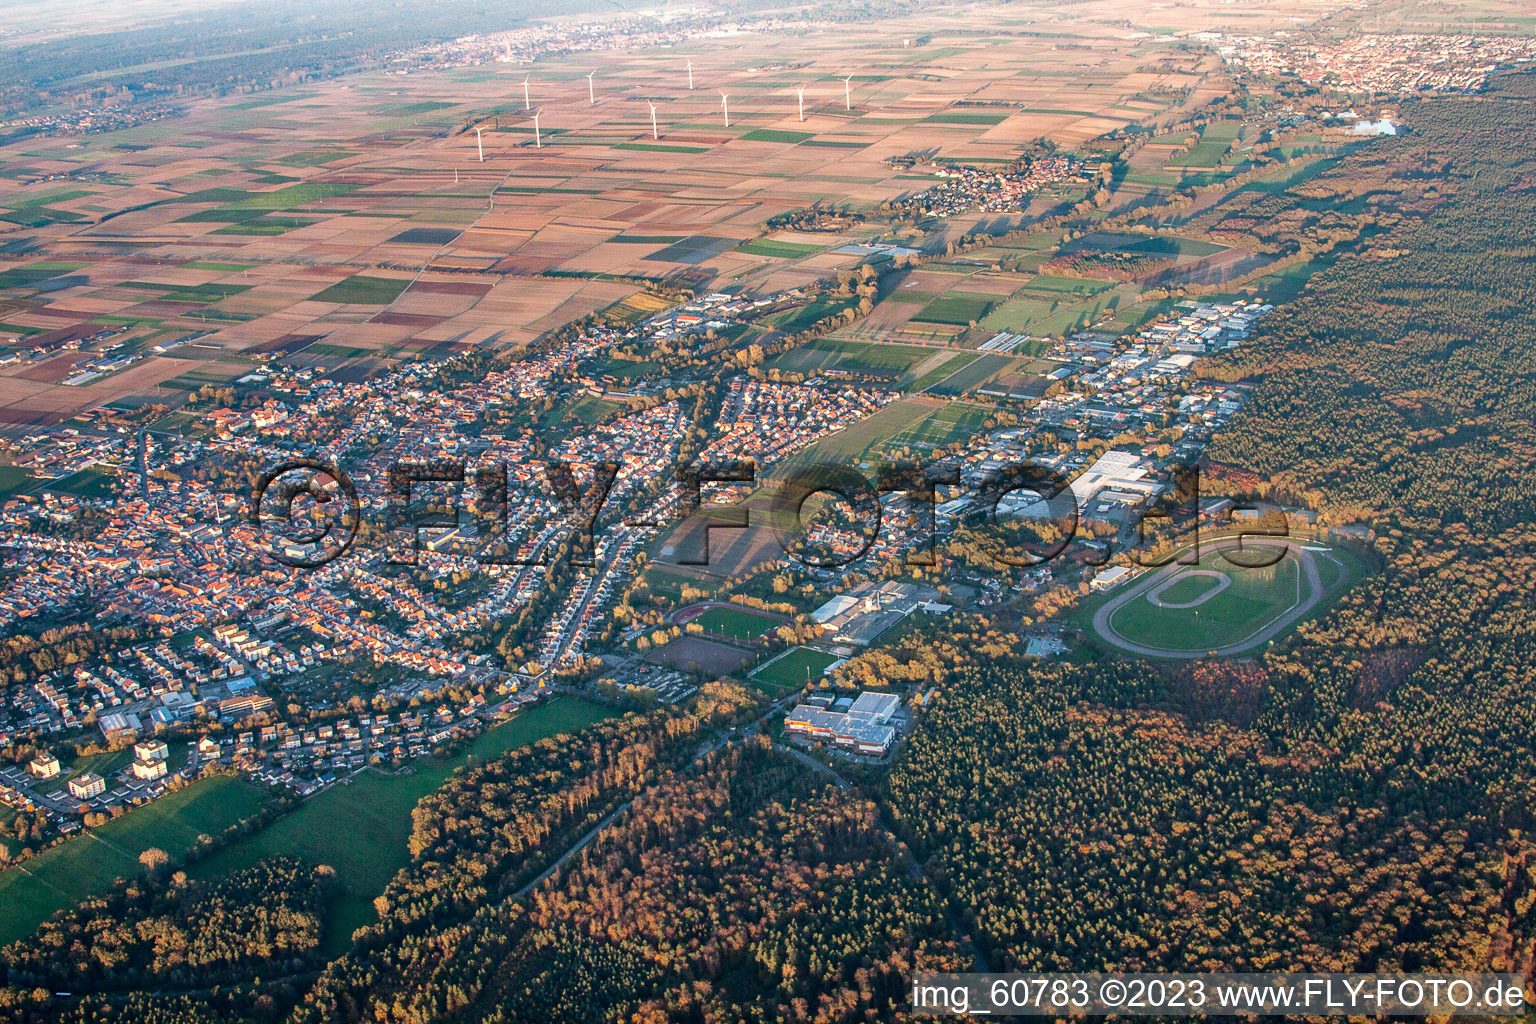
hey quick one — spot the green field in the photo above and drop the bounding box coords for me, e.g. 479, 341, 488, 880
181, 260, 255, 272
912, 292, 997, 326
1104, 557, 1299, 651
545, 394, 619, 428
753, 646, 839, 690
189, 696, 614, 954
45, 465, 121, 499
310, 275, 411, 305
766, 337, 934, 379
0, 775, 273, 946
0, 261, 88, 289
612, 142, 708, 154
0, 465, 36, 498
1023, 275, 1114, 295
740, 129, 815, 144
885, 402, 992, 450
691, 606, 782, 643
764, 297, 859, 333
925, 353, 1016, 396
923, 112, 1009, 125
736, 238, 823, 258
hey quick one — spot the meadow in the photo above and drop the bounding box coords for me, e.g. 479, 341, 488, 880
188, 696, 614, 954
0, 774, 273, 946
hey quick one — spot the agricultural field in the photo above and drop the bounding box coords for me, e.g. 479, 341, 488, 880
764, 337, 934, 380
0, 7, 1248, 428
912, 292, 997, 326
883, 401, 993, 451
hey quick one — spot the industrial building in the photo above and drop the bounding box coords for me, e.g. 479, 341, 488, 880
784, 690, 900, 755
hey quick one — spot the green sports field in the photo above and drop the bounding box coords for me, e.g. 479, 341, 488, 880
752, 646, 839, 689
692, 606, 782, 642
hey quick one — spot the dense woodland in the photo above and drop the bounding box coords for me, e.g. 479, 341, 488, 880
5, 65, 1536, 1024
299, 742, 965, 1024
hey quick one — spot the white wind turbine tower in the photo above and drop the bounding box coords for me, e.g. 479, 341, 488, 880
587, 70, 596, 104
533, 110, 542, 148
719, 90, 729, 128
687, 58, 694, 90
648, 100, 659, 140
797, 86, 805, 122
523, 76, 531, 111
474, 125, 484, 162
843, 75, 853, 111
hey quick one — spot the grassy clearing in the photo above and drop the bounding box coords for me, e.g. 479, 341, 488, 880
0, 775, 273, 946
188, 697, 615, 955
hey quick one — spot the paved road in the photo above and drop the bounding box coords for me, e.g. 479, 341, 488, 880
1092, 537, 1324, 659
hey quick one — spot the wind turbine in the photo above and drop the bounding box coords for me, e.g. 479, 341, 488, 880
533, 110, 542, 148
687, 58, 694, 90
474, 125, 484, 163
587, 70, 596, 105
797, 86, 805, 122
720, 90, 729, 128
843, 75, 853, 111
648, 100, 659, 140
523, 76, 531, 111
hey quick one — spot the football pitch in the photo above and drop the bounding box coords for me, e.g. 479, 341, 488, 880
691, 605, 783, 642
752, 646, 840, 689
